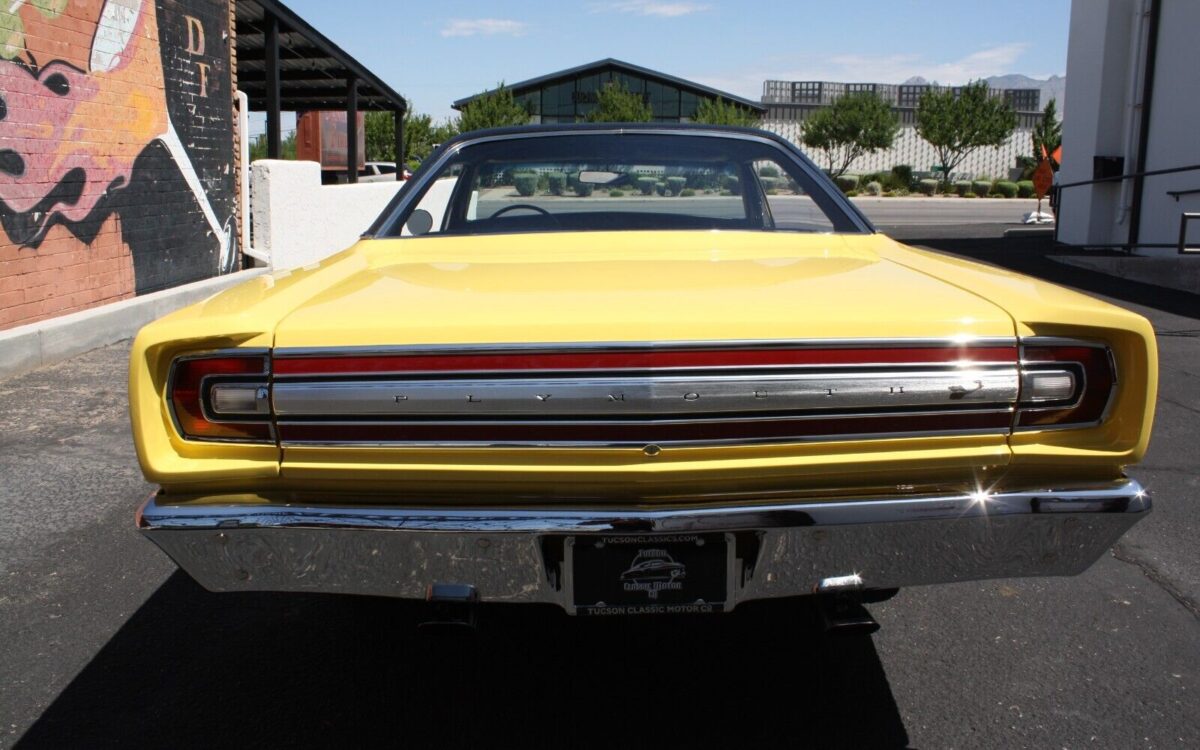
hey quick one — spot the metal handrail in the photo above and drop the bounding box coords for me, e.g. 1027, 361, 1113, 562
1055, 163, 1200, 190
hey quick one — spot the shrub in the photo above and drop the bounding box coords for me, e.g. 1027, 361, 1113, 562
758, 165, 780, 178
845, 190, 859, 197
834, 175, 859, 192
993, 181, 1018, 198
891, 164, 914, 188
666, 176, 687, 196
1016, 180, 1035, 198
971, 180, 991, 197
954, 180, 973, 197
609, 189, 625, 198
656, 181, 668, 196
547, 172, 567, 195
513, 172, 538, 197
917, 179, 939, 196
679, 188, 695, 197
720, 174, 741, 195
760, 176, 782, 193
573, 178, 594, 197
863, 180, 883, 196
636, 176, 657, 195
537, 173, 550, 191
962, 192, 977, 198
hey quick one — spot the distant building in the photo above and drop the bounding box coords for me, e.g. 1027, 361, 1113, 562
452, 58, 766, 124
1058, 0, 1199, 256
760, 81, 1045, 179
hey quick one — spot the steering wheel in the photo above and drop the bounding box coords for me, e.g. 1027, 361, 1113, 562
490, 203, 552, 218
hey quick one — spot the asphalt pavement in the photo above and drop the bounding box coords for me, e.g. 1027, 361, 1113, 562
0, 229, 1196, 749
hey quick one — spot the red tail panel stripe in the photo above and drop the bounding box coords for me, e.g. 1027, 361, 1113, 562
274, 346, 1018, 376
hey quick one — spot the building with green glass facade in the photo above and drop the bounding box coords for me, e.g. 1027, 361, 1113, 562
452, 58, 766, 124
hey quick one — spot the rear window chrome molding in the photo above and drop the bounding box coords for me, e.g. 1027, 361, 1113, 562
364, 127, 875, 239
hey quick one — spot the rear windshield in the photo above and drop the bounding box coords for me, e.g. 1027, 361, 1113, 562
375, 132, 863, 238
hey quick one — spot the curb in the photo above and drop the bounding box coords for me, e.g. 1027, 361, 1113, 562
0, 268, 268, 381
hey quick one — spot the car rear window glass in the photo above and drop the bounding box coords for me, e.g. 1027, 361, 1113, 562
378, 132, 861, 237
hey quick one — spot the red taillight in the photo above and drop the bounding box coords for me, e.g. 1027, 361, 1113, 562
1017, 344, 1116, 428
169, 354, 273, 442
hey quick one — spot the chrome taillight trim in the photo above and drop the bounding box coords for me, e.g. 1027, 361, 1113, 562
1015, 337, 1118, 431
273, 337, 1020, 358
166, 349, 275, 445
272, 368, 1020, 418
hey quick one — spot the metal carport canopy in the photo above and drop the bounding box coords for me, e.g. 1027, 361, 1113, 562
234, 0, 406, 180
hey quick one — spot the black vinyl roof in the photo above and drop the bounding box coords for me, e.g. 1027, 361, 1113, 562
235, 0, 405, 112
452, 58, 765, 113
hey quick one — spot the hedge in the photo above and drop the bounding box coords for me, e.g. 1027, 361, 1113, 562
513, 173, 538, 197
1016, 180, 1035, 198
666, 176, 687, 196
720, 175, 741, 195
971, 180, 992, 197
891, 165, 914, 189
954, 180, 973, 197
573, 179, 594, 197
637, 176, 657, 195
916, 179, 939, 196
834, 175, 859, 192
758, 165, 780, 178
547, 172, 567, 196
993, 181, 1019, 198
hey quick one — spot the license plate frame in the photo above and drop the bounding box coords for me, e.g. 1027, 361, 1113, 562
564, 533, 733, 616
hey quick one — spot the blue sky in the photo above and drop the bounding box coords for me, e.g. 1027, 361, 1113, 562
262, 0, 1070, 132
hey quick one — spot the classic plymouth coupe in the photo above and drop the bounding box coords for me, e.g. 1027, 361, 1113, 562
132, 125, 1155, 622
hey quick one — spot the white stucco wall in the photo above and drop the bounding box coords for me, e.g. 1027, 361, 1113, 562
1059, 0, 1200, 255
250, 160, 405, 270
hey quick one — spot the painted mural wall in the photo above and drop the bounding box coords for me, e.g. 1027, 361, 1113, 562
0, 0, 236, 330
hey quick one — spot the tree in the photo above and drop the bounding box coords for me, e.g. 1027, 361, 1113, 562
1031, 97, 1061, 170
585, 81, 652, 122
800, 92, 899, 177
916, 80, 1018, 186
693, 97, 760, 127
455, 83, 532, 133
365, 107, 458, 169
249, 130, 296, 161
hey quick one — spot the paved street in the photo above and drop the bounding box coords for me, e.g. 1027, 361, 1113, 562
853, 196, 1042, 226
1, 234, 1196, 748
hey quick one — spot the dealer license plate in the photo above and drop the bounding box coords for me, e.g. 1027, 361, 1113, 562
568, 533, 730, 615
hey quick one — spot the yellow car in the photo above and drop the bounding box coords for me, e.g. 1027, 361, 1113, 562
131, 125, 1155, 622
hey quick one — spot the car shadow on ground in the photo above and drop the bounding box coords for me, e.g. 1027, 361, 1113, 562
18, 572, 910, 749
893, 229, 1200, 321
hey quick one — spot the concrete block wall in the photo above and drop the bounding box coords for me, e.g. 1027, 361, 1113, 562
251, 160, 404, 270
764, 123, 1032, 180
0, 0, 238, 332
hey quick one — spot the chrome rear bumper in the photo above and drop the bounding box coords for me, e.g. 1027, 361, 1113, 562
137, 479, 1149, 612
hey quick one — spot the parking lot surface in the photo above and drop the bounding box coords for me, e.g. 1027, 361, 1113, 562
1, 233, 1196, 748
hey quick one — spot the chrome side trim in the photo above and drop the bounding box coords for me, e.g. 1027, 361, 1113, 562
273, 369, 1020, 417
138, 479, 1150, 610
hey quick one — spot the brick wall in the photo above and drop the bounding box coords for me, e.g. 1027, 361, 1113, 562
0, 0, 237, 331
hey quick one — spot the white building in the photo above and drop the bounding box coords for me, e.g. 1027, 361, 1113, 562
1058, 0, 1200, 256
